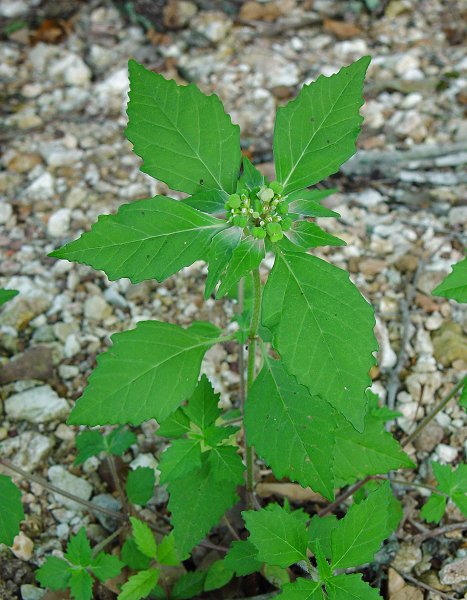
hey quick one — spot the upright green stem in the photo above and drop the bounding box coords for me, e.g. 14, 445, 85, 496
245, 268, 262, 506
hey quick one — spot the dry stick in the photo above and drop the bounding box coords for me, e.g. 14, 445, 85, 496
91, 526, 125, 557
317, 476, 372, 517
414, 520, 467, 543
223, 515, 241, 541
391, 566, 458, 600
0, 457, 125, 522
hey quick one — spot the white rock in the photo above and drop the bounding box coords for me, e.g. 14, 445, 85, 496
130, 453, 159, 481
20, 584, 46, 600
48, 465, 93, 511
448, 206, 467, 227
84, 295, 112, 320
59, 365, 79, 379
49, 53, 92, 87
24, 172, 55, 201
376, 318, 397, 369
0, 0, 28, 17
64, 333, 81, 358
356, 189, 384, 207
47, 208, 71, 238
425, 314, 443, 331
96, 68, 129, 96
5, 386, 69, 423
440, 557, 467, 585
11, 533, 34, 561
193, 12, 232, 43
395, 54, 420, 76
401, 93, 422, 109
0, 201, 13, 225
435, 444, 458, 463
0, 432, 53, 471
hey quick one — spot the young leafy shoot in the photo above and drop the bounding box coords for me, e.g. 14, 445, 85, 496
432, 251, 467, 303
421, 462, 467, 523
68, 321, 221, 426
36, 528, 123, 600
74, 426, 136, 465
0, 288, 19, 306
158, 376, 244, 556
261, 484, 395, 598
126, 60, 241, 195
274, 56, 371, 194
262, 250, 378, 430
0, 475, 24, 546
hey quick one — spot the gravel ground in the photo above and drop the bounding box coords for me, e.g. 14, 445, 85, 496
0, 0, 466, 598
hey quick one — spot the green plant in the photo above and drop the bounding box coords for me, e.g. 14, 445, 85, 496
36, 528, 123, 600
8, 56, 458, 598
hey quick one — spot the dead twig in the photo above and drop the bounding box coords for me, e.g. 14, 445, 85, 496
414, 521, 467, 543
392, 566, 458, 600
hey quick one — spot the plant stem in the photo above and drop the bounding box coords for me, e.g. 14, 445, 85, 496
0, 457, 125, 522
403, 378, 464, 447
318, 476, 371, 517
245, 268, 262, 507
107, 454, 130, 516
375, 475, 448, 496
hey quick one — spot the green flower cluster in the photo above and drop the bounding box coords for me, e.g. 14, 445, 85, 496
225, 181, 292, 243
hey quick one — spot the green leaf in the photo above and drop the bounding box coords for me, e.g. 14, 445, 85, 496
420, 494, 447, 524
65, 528, 93, 567
286, 189, 339, 218
237, 156, 265, 190
36, 556, 72, 591
171, 571, 206, 599
121, 537, 151, 571
274, 56, 370, 194
422, 462, 467, 521
0, 474, 24, 546
208, 445, 244, 482
184, 374, 221, 431
244, 356, 335, 499
157, 408, 191, 438
126, 467, 155, 506
286, 221, 345, 249
118, 568, 160, 600
315, 542, 332, 581
156, 533, 180, 566
168, 453, 241, 557
126, 60, 241, 195
204, 560, 234, 591
205, 228, 242, 298
432, 252, 467, 303
332, 411, 414, 486
69, 569, 93, 600
243, 504, 308, 568
262, 250, 377, 430
326, 574, 382, 600
223, 540, 263, 576
130, 517, 157, 559
308, 515, 338, 558
331, 482, 393, 570
105, 427, 137, 456
0, 289, 19, 306
90, 552, 124, 582
182, 189, 228, 214
50, 197, 226, 284
280, 579, 325, 600
68, 321, 221, 426
74, 430, 106, 465
159, 439, 202, 484
217, 237, 265, 298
